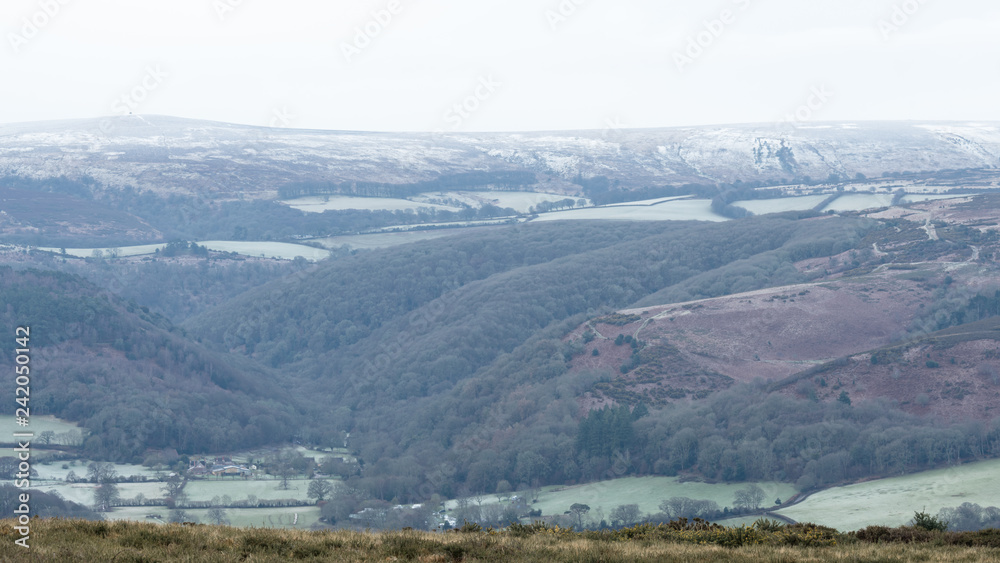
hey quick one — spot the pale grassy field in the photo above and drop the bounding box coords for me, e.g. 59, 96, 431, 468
315, 230, 465, 250
34, 241, 330, 261
182, 477, 326, 502
104, 505, 324, 529
411, 191, 583, 213
448, 476, 795, 522
33, 460, 160, 483
901, 194, 969, 204
2, 414, 81, 437
605, 196, 695, 207
196, 241, 331, 261
533, 200, 726, 222
36, 481, 166, 506
54, 476, 319, 506
731, 195, 830, 215
822, 193, 895, 213
776, 459, 1000, 530
281, 195, 461, 213
35, 243, 167, 257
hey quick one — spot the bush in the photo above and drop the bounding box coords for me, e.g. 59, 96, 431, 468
853, 525, 935, 544
454, 521, 483, 534
506, 521, 556, 537
767, 523, 839, 547
912, 510, 948, 532
853, 525, 892, 543
948, 529, 1000, 548
752, 518, 784, 533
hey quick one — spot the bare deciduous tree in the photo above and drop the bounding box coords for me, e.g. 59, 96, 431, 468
733, 484, 766, 512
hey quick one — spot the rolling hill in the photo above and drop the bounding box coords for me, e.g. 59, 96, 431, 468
2, 116, 999, 197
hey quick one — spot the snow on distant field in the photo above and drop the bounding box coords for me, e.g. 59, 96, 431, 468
316, 230, 465, 250
897, 185, 953, 194
411, 191, 583, 213
533, 199, 725, 222
38, 242, 330, 261
197, 241, 331, 261
36, 244, 167, 257
605, 195, 695, 207
280, 196, 462, 213
732, 195, 830, 215
822, 193, 894, 213
900, 194, 968, 204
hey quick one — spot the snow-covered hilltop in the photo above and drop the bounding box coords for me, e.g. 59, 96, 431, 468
1, 115, 999, 196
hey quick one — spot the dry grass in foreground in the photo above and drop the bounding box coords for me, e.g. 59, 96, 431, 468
4, 518, 1000, 562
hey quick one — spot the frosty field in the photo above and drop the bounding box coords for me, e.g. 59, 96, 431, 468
901, 194, 969, 204
32, 460, 159, 484
196, 241, 331, 261
533, 199, 726, 222
34, 481, 166, 507
36, 244, 168, 258
2, 414, 81, 437
775, 459, 1000, 530
182, 478, 327, 503
315, 229, 468, 250
526, 477, 794, 519
34, 241, 330, 261
605, 196, 695, 207
822, 193, 895, 213
104, 506, 324, 529
411, 191, 583, 213
731, 195, 830, 215
280, 195, 461, 213
447, 476, 795, 522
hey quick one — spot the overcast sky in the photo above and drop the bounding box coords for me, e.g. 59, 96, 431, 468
2, 0, 999, 132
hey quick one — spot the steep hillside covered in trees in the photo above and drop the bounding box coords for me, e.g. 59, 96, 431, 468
0, 268, 302, 460
185, 215, 881, 497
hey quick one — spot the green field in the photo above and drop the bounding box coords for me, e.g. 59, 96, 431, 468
776, 459, 1000, 530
